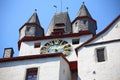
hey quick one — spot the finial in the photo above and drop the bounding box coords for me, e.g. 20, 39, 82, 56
66, 7, 69, 12
35, 9, 37, 12
53, 5, 57, 12
82, 2, 85, 5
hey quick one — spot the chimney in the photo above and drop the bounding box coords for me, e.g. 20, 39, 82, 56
3, 48, 14, 58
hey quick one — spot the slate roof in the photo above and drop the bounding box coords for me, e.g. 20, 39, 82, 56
27, 12, 41, 26
77, 2, 92, 18
46, 12, 71, 35
54, 12, 70, 24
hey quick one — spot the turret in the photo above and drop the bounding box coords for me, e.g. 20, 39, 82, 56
19, 12, 44, 40
46, 12, 72, 36
72, 2, 97, 34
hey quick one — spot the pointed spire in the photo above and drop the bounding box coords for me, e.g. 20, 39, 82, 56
77, 2, 92, 18
27, 10, 41, 26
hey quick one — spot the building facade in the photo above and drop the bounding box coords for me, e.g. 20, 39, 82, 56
0, 2, 120, 80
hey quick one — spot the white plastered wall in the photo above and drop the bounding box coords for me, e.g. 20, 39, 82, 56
19, 34, 92, 62
90, 18, 120, 43
78, 42, 120, 80
59, 56, 71, 80
0, 57, 60, 80
78, 18, 120, 80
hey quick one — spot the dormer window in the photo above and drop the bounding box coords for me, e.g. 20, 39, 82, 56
55, 23, 65, 28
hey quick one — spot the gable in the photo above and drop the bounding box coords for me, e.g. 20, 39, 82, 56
90, 17, 120, 44
75, 15, 120, 53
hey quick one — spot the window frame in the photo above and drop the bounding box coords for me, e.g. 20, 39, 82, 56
25, 68, 38, 80
95, 47, 107, 62
72, 39, 80, 45
34, 42, 41, 48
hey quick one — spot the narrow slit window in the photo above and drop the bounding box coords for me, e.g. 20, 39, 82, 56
75, 22, 78, 27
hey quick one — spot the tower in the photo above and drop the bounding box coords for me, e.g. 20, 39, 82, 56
18, 11, 44, 52
72, 2, 97, 34
3, 48, 14, 58
19, 12, 44, 40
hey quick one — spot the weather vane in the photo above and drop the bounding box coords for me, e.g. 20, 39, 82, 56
66, 7, 69, 12
53, 0, 64, 12
53, 5, 57, 13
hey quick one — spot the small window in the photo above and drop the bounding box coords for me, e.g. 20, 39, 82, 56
75, 22, 78, 27
96, 48, 105, 62
26, 26, 31, 31
26, 68, 38, 80
34, 42, 40, 48
83, 20, 87, 24
72, 39, 79, 44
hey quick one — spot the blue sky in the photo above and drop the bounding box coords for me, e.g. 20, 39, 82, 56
0, 0, 119, 58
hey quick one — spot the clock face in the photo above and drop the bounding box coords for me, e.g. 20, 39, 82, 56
40, 40, 71, 56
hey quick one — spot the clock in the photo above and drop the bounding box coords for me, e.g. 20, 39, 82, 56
3, 48, 14, 58
40, 40, 71, 56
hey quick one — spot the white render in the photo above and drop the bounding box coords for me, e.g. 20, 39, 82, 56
90, 18, 120, 43
78, 17, 120, 80
59, 57, 71, 80
0, 56, 70, 80
19, 34, 92, 62
78, 42, 120, 80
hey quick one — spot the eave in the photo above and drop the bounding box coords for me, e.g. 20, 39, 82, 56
19, 23, 44, 32
72, 16, 96, 24
0, 53, 78, 73
72, 16, 97, 30
0, 53, 62, 63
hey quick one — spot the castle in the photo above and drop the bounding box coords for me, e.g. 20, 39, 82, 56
0, 2, 120, 80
